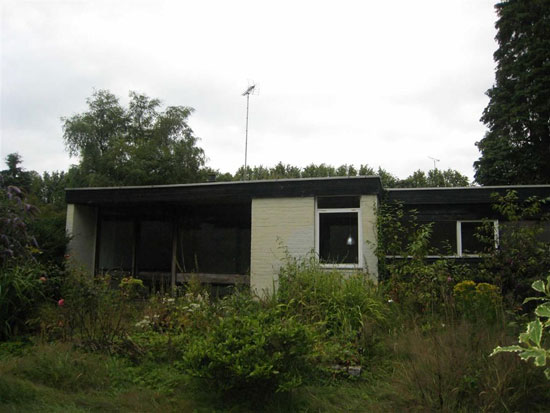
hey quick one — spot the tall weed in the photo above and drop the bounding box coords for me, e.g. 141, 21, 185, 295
40, 271, 140, 352
277, 255, 388, 365
387, 321, 550, 412
0, 262, 45, 339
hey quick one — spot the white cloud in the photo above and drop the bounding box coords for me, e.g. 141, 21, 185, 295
1, 0, 497, 181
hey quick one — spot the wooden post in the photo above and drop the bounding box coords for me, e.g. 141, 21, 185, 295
131, 219, 139, 278
171, 220, 178, 294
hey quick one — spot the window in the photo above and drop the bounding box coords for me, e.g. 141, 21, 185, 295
98, 218, 134, 272
137, 220, 173, 271
418, 221, 457, 256
316, 197, 361, 267
457, 220, 498, 256
385, 219, 499, 258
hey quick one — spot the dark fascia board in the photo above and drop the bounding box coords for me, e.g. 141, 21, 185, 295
386, 185, 550, 205
66, 176, 383, 206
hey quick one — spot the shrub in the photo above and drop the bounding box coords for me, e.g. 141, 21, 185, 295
181, 292, 318, 398
136, 289, 213, 334
0, 185, 38, 265
27, 203, 69, 267
479, 191, 550, 306
453, 280, 502, 323
0, 262, 45, 339
277, 255, 388, 365
129, 288, 215, 363
376, 201, 471, 317
42, 271, 139, 351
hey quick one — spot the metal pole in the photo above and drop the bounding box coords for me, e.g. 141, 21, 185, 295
243, 93, 250, 180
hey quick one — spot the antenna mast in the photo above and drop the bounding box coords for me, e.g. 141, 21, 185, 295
242, 83, 256, 180
428, 156, 440, 170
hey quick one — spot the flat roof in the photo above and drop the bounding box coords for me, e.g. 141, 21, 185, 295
386, 185, 550, 205
66, 176, 384, 206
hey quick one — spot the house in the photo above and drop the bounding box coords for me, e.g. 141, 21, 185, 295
65, 176, 550, 293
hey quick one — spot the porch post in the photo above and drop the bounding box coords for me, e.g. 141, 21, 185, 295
171, 219, 178, 293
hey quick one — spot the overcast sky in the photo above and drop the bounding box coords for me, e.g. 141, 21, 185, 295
1, 0, 498, 181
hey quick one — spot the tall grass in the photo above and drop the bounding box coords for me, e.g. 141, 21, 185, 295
276, 255, 389, 366
0, 262, 45, 339
384, 321, 550, 412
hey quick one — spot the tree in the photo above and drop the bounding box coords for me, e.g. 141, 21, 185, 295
230, 162, 469, 188
63, 90, 206, 186
399, 169, 470, 188
474, 0, 550, 185
0, 153, 34, 193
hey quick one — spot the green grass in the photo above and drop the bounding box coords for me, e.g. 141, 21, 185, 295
2, 328, 550, 413
3, 259, 550, 412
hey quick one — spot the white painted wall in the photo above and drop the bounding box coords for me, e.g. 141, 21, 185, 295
250, 195, 379, 295
250, 197, 315, 295
360, 194, 378, 281
66, 203, 97, 274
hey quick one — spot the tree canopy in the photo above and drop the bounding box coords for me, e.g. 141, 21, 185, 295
63, 90, 207, 187
474, 0, 550, 185
233, 162, 469, 188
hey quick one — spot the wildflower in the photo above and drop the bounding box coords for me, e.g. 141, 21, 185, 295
447, 276, 452, 283
39, 276, 47, 283
58, 298, 65, 307
387, 299, 393, 303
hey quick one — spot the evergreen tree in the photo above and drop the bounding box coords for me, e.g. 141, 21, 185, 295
474, 0, 550, 185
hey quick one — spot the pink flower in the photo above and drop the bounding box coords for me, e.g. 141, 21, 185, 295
58, 299, 65, 307
447, 276, 452, 283
39, 276, 47, 283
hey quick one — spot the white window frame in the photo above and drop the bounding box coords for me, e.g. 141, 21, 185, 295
456, 220, 499, 257
385, 219, 499, 259
315, 204, 363, 269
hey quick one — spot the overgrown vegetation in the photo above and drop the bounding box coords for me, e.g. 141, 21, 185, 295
2, 180, 550, 411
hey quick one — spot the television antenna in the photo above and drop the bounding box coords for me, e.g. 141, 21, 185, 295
242, 82, 258, 180
428, 156, 440, 170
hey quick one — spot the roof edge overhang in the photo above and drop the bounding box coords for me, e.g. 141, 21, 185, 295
386, 184, 550, 205
66, 176, 384, 206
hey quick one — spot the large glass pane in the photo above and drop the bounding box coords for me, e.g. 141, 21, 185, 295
319, 212, 358, 264
424, 221, 457, 255
318, 196, 360, 209
98, 219, 134, 271
138, 220, 172, 271
461, 221, 494, 255
178, 223, 250, 274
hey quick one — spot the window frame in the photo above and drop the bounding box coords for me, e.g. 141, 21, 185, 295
315, 203, 363, 269
456, 219, 499, 257
384, 219, 499, 259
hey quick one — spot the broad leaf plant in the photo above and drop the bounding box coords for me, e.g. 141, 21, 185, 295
492, 275, 550, 379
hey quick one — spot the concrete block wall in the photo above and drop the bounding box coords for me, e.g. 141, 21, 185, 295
250, 197, 315, 295
360, 195, 378, 281
66, 204, 97, 274
250, 195, 380, 295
